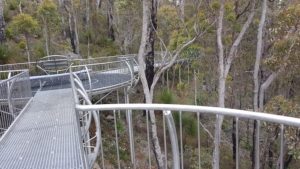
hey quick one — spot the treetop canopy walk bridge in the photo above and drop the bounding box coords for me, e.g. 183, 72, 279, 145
0, 55, 300, 169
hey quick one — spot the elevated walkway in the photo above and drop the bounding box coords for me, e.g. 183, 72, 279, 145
0, 89, 86, 169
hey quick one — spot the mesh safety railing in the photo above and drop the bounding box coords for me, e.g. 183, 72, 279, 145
70, 58, 137, 94
0, 70, 32, 138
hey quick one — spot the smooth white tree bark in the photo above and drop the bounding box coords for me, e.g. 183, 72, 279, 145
252, 1, 267, 168
213, 1, 256, 169
0, 0, 5, 43
138, 0, 200, 168
253, 0, 267, 112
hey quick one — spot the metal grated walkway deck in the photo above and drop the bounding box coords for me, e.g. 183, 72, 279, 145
0, 89, 86, 169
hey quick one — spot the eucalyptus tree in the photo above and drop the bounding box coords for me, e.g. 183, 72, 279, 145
9, 13, 38, 63
0, 0, 5, 43
251, 1, 300, 168
138, 0, 213, 168
64, 0, 80, 54
213, 0, 256, 168
37, 0, 60, 56
114, 1, 141, 54
107, 0, 115, 41
252, 1, 268, 168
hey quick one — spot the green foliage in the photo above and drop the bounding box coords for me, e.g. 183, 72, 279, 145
211, 1, 220, 10
158, 89, 174, 104
265, 95, 298, 117
226, 13, 235, 22
277, 4, 300, 32
9, 13, 38, 36
224, 35, 232, 46
116, 120, 125, 133
158, 5, 180, 36
0, 44, 10, 63
37, 0, 57, 15
37, 0, 60, 27
183, 115, 197, 137
18, 39, 26, 49
265, 96, 300, 159
172, 112, 197, 137
265, 37, 299, 71
115, 0, 139, 10
168, 30, 189, 50
224, 0, 235, 21
176, 82, 188, 94
181, 44, 202, 58
119, 148, 129, 161
8, 0, 20, 11
33, 42, 46, 58
265, 4, 300, 72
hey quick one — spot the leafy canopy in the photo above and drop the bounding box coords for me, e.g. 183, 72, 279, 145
9, 13, 38, 36
37, 0, 59, 21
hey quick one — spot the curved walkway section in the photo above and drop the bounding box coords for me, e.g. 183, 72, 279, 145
0, 89, 86, 169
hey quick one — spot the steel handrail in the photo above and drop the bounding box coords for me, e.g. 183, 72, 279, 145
75, 104, 300, 127
0, 70, 29, 85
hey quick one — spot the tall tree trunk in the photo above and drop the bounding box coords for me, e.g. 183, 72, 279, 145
58, 0, 67, 38
96, 0, 102, 10
24, 34, 31, 64
145, 0, 157, 88
213, 1, 225, 168
43, 18, 50, 56
64, 0, 80, 54
213, 1, 256, 168
252, 1, 267, 169
138, 0, 164, 168
107, 0, 115, 41
138, 0, 197, 167
179, 0, 185, 22
0, 0, 5, 43
253, 0, 267, 112
85, 0, 90, 58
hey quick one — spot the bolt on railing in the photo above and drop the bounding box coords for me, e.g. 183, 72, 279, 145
0, 70, 32, 138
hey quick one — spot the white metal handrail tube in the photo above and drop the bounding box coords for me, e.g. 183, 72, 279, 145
164, 110, 180, 169
75, 104, 300, 127
70, 72, 102, 169
7, 77, 16, 116
76, 88, 101, 168
84, 66, 92, 91
71, 59, 133, 69
75, 103, 300, 168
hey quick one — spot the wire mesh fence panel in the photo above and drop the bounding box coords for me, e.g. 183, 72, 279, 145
0, 70, 32, 138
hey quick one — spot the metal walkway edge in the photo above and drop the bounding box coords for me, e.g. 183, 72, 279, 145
0, 89, 86, 169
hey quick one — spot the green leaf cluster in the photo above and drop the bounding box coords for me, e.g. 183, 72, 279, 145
8, 13, 38, 36
37, 0, 60, 30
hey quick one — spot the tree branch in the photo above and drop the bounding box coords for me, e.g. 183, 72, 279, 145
259, 39, 296, 110
224, 1, 256, 77
149, 20, 217, 96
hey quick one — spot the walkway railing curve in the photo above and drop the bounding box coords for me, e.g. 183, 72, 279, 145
70, 58, 137, 94
0, 70, 32, 138
73, 103, 300, 169
70, 71, 102, 169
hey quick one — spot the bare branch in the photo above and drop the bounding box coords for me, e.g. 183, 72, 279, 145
199, 121, 214, 140
236, 0, 251, 20
224, 1, 256, 77
259, 39, 296, 110
149, 19, 217, 95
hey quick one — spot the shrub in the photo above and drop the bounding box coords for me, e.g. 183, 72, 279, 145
158, 89, 174, 104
